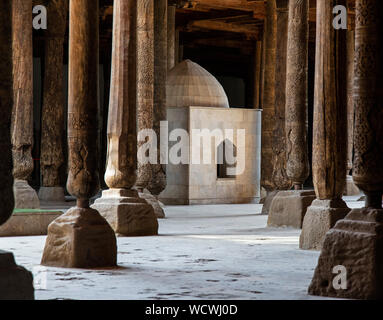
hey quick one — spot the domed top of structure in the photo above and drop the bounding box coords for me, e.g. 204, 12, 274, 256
167, 60, 230, 108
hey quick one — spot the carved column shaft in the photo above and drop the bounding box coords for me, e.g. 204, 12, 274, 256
104, 0, 137, 190
261, 0, 277, 191
346, 31, 355, 174
67, 0, 100, 207
167, 5, 176, 70
271, 4, 291, 190
312, 0, 347, 200
0, 0, 15, 225
136, 0, 154, 191
40, 0, 68, 189
353, 0, 383, 208
285, 0, 310, 190
12, 0, 34, 181
147, 0, 167, 196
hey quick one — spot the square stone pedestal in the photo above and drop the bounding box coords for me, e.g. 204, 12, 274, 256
308, 208, 383, 299
300, 199, 350, 250
267, 190, 316, 228
92, 189, 159, 236
0, 210, 63, 237
139, 190, 165, 219
0, 250, 34, 300
261, 190, 279, 215
41, 207, 117, 268
38, 187, 65, 202
13, 179, 40, 209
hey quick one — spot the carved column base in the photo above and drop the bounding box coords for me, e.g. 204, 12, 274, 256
41, 207, 117, 268
267, 190, 316, 228
0, 250, 34, 300
343, 175, 361, 196
300, 199, 350, 250
139, 190, 165, 219
92, 189, 159, 236
13, 179, 40, 209
309, 208, 383, 300
38, 187, 65, 202
260, 190, 279, 215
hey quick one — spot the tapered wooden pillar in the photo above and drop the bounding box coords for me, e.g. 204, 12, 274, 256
11, 0, 39, 209
344, 30, 360, 195
300, 0, 350, 250
42, 0, 117, 268
92, 0, 158, 236
261, 0, 277, 193
0, 0, 34, 299
39, 0, 68, 202
271, 3, 291, 190
309, 0, 383, 299
167, 4, 176, 70
267, 0, 315, 227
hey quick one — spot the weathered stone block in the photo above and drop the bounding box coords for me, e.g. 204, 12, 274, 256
309, 208, 383, 299
267, 190, 316, 228
139, 191, 165, 219
38, 187, 66, 202
0, 210, 63, 237
261, 190, 279, 215
92, 189, 159, 236
41, 207, 117, 268
343, 175, 361, 196
13, 179, 40, 209
300, 199, 350, 250
0, 251, 34, 300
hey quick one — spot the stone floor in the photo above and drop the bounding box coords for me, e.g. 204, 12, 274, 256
0, 196, 364, 300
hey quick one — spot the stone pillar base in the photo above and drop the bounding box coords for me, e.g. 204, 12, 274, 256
267, 190, 316, 228
0, 250, 34, 300
343, 175, 360, 196
13, 179, 40, 209
41, 206, 117, 268
261, 190, 279, 215
92, 189, 159, 236
309, 208, 383, 300
300, 199, 350, 250
139, 190, 165, 219
38, 186, 65, 202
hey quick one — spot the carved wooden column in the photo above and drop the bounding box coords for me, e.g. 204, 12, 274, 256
143, 0, 168, 218
39, 0, 68, 202
136, 0, 154, 192
167, 4, 176, 70
92, 0, 158, 236
267, 0, 315, 227
11, 0, 39, 209
41, 0, 117, 268
271, 2, 291, 191
260, 0, 278, 214
309, 0, 383, 299
0, 0, 34, 299
261, 0, 277, 194
344, 30, 360, 195
300, 0, 350, 250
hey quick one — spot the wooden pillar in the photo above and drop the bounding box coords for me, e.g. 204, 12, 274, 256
344, 30, 360, 195
285, 0, 310, 190
266, 0, 315, 226
309, 0, 383, 299
42, 0, 117, 268
39, 0, 68, 202
253, 41, 262, 109
136, 0, 154, 191
300, 0, 350, 250
0, 0, 34, 300
11, 0, 40, 209
92, 0, 158, 236
167, 4, 176, 70
261, 0, 277, 194
271, 2, 291, 190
